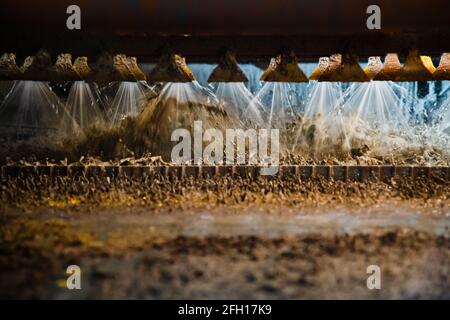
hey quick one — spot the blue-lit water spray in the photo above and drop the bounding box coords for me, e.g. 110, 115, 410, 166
337, 81, 420, 154
291, 81, 343, 154
249, 82, 307, 129
107, 81, 156, 123
63, 81, 105, 133
135, 80, 238, 161
0, 62, 449, 163
215, 82, 265, 127
427, 93, 450, 154
0, 81, 77, 139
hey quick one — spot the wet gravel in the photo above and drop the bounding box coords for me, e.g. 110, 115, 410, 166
0, 176, 449, 299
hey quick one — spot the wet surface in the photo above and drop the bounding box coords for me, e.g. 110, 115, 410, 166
1, 174, 448, 299
14, 203, 450, 238
178, 210, 450, 238
1, 203, 449, 299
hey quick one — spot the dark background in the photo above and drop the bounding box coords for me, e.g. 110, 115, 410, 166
0, 0, 449, 61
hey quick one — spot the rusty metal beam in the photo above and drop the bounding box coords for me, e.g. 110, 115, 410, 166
1, 32, 450, 63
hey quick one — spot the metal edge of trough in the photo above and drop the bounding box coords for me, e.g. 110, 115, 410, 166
1, 165, 449, 182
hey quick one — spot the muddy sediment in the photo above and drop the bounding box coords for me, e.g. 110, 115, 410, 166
1, 169, 449, 299
0, 211, 449, 299
1, 175, 449, 210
